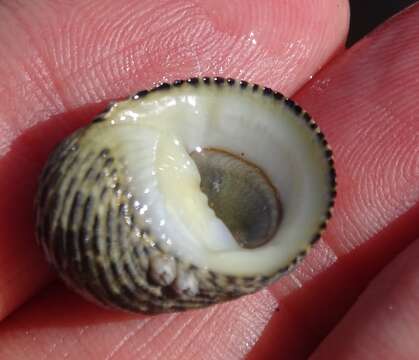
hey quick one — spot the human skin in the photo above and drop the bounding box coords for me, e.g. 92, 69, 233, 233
0, 1, 417, 359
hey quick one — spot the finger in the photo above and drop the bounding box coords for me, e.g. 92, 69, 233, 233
311, 237, 419, 359
0, 283, 277, 360
249, 4, 419, 359
0, 0, 349, 320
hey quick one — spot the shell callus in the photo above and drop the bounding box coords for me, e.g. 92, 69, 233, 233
35, 77, 336, 313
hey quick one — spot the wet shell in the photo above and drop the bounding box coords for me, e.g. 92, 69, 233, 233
35, 77, 336, 313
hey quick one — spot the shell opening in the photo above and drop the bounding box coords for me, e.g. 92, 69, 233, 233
190, 148, 282, 249
69, 80, 334, 277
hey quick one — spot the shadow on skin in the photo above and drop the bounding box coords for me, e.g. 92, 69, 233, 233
0, 102, 109, 250
0, 100, 116, 318
249, 202, 419, 359
5, 281, 148, 329
0, 100, 160, 329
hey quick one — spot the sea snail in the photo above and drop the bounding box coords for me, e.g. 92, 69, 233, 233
35, 77, 336, 313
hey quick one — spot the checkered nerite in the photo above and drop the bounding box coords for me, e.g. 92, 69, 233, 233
35, 78, 336, 313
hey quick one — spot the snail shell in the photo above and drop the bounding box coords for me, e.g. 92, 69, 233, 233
35, 77, 336, 313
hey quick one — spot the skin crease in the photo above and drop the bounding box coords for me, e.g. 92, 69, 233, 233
0, 1, 418, 360
311, 238, 419, 360
0, 0, 349, 318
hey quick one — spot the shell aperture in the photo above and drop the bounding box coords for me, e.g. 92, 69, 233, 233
190, 149, 281, 249
35, 77, 336, 313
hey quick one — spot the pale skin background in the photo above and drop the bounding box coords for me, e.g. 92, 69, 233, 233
0, 1, 418, 359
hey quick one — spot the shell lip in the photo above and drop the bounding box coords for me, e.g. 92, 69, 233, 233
115, 76, 337, 273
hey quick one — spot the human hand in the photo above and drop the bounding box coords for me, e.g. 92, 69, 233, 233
0, 1, 417, 359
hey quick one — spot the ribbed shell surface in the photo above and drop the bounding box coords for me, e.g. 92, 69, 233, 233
35, 77, 336, 313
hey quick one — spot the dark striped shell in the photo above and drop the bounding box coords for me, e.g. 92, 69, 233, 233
35, 77, 336, 313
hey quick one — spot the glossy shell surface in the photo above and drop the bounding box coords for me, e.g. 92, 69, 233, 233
35, 77, 336, 313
